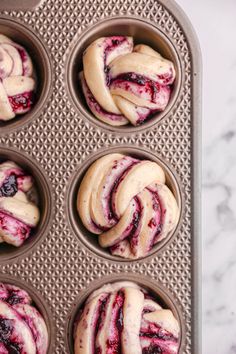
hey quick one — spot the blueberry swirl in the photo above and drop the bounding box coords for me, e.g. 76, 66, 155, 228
80, 37, 175, 126
0, 161, 40, 247
77, 154, 179, 259
0, 34, 35, 122
0, 283, 48, 354
74, 282, 180, 354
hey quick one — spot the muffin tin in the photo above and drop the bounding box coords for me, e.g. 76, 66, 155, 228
66, 145, 183, 263
66, 16, 182, 134
66, 274, 186, 353
0, 0, 201, 353
0, 274, 55, 352
0, 16, 52, 135
0, 146, 53, 264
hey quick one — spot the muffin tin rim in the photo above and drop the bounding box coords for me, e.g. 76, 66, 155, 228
65, 144, 185, 264
65, 14, 184, 136
0, 273, 55, 353
0, 15, 53, 136
0, 144, 54, 264
65, 272, 186, 354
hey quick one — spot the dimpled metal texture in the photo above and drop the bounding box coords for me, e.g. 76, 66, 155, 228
0, 1, 193, 353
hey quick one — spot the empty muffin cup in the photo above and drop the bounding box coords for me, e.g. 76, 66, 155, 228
0, 16, 52, 135
66, 15, 182, 135
0, 274, 54, 353
66, 273, 185, 353
0, 146, 53, 264
66, 145, 183, 263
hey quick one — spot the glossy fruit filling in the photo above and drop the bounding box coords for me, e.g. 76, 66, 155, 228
0, 175, 18, 197
8, 91, 34, 114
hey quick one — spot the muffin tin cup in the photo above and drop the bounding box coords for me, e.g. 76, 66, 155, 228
66, 144, 184, 264
0, 145, 53, 264
0, 273, 55, 353
66, 273, 186, 353
65, 15, 183, 136
0, 16, 53, 136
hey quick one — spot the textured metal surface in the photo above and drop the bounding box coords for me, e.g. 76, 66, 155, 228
0, 274, 55, 352
0, 0, 201, 353
0, 0, 44, 11
66, 274, 186, 353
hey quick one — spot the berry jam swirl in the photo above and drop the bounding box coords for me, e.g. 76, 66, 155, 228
81, 36, 175, 126
77, 153, 179, 259
74, 282, 180, 354
0, 161, 40, 247
0, 282, 48, 354
0, 34, 35, 122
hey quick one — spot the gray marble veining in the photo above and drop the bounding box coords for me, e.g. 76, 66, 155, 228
176, 0, 236, 353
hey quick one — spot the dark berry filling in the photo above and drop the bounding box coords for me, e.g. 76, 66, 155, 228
7, 292, 24, 306
110, 161, 140, 219
140, 331, 175, 342
128, 196, 142, 248
103, 36, 128, 86
0, 318, 21, 354
8, 91, 34, 113
94, 295, 110, 354
142, 345, 163, 354
94, 291, 124, 354
111, 68, 174, 87
147, 188, 163, 246
112, 73, 149, 86
16, 47, 28, 76
0, 211, 31, 242
135, 109, 157, 126
111, 73, 162, 104
107, 291, 124, 354
0, 174, 18, 197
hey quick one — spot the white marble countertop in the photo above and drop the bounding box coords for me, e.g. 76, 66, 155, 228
175, 1, 236, 353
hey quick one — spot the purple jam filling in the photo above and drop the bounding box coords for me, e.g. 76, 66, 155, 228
8, 91, 34, 113
135, 109, 157, 126
94, 291, 124, 354
140, 331, 176, 342
7, 292, 24, 306
128, 196, 142, 246
16, 47, 28, 76
111, 69, 174, 87
103, 36, 129, 86
106, 291, 124, 354
147, 188, 163, 247
115, 291, 124, 333
0, 211, 31, 243
156, 67, 175, 86
0, 174, 18, 197
101, 157, 138, 224
110, 161, 140, 219
111, 72, 150, 86
94, 295, 110, 354
111, 74, 164, 104
142, 345, 163, 354
0, 318, 21, 354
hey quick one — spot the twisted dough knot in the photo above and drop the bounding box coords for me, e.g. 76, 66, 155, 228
80, 36, 175, 126
0, 161, 40, 247
77, 153, 179, 259
74, 281, 180, 354
0, 34, 35, 121
0, 283, 48, 354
